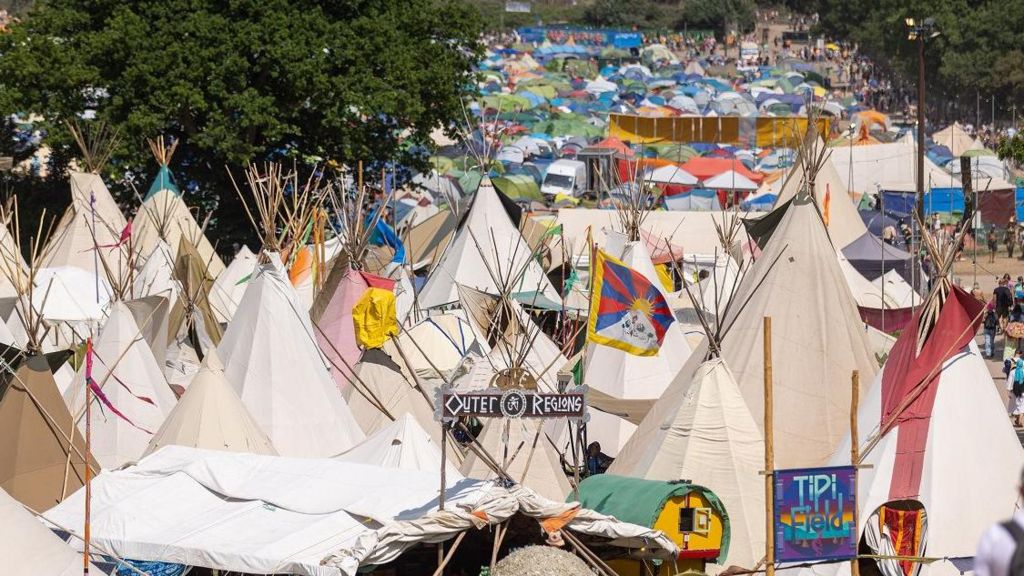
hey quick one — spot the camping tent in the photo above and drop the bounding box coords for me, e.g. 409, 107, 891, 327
344, 348, 441, 444
0, 486, 105, 575
144, 350, 276, 457
460, 418, 572, 502
608, 357, 765, 569
335, 413, 459, 478
133, 188, 226, 279
417, 179, 559, 308
0, 354, 96, 512
218, 262, 365, 457
771, 149, 868, 249
802, 287, 1023, 576
830, 135, 960, 195
715, 193, 878, 468
42, 171, 127, 275
208, 245, 258, 324
842, 231, 914, 283
64, 301, 177, 469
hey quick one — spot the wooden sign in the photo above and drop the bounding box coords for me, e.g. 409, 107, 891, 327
436, 386, 587, 422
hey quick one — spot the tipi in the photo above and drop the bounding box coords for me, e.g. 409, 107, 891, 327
345, 347, 440, 442
64, 301, 178, 469
217, 262, 365, 457
418, 178, 559, 308
145, 349, 276, 457
0, 486, 105, 575
335, 413, 459, 478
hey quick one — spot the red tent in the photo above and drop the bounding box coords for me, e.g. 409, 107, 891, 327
679, 157, 763, 183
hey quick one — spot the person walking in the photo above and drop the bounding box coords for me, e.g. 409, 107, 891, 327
1007, 219, 1018, 259
1008, 350, 1024, 428
975, 466, 1024, 576
985, 302, 999, 358
997, 278, 1015, 333
989, 225, 1000, 264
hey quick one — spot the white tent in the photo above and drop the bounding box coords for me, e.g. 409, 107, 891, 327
133, 188, 225, 279
144, 349, 276, 457
217, 262, 364, 457
609, 357, 765, 569
647, 165, 698, 185
383, 313, 481, 381
830, 135, 959, 195
872, 270, 921, 308
839, 255, 898, 310
42, 171, 127, 274
44, 445, 674, 576
132, 240, 179, 310
33, 266, 110, 322
344, 348, 441, 444
417, 179, 559, 308
460, 418, 572, 502
716, 194, 877, 468
772, 148, 869, 249
208, 245, 258, 324
702, 170, 759, 191
555, 209, 746, 257
0, 486, 105, 575
799, 289, 1023, 576
64, 301, 177, 469
336, 413, 458, 478
931, 122, 982, 157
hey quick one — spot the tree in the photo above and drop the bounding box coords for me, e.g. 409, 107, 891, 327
0, 0, 483, 251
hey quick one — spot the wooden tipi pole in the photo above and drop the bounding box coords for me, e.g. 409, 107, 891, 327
764, 316, 775, 576
851, 370, 861, 576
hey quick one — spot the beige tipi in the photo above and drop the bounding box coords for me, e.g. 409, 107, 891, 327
0, 486, 105, 575
345, 348, 440, 443
144, 349, 275, 457
0, 354, 98, 512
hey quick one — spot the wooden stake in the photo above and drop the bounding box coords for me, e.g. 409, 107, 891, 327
763, 316, 774, 576
432, 532, 466, 576
439, 424, 448, 512
851, 370, 861, 576
83, 338, 93, 576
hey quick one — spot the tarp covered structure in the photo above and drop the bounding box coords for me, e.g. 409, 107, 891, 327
44, 446, 675, 576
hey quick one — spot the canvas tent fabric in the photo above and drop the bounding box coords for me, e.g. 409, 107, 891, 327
460, 417, 572, 502
133, 188, 225, 279
931, 122, 983, 157
717, 193, 877, 468
343, 348, 441, 445
42, 171, 128, 275
771, 150, 868, 249
555, 209, 745, 258
417, 179, 559, 308
144, 349, 277, 457
208, 245, 258, 324
45, 446, 674, 576
133, 240, 179, 312
0, 354, 97, 512
335, 413, 460, 478
830, 136, 960, 195
217, 262, 365, 458
872, 270, 921, 308
312, 264, 386, 394
800, 288, 1023, 576
65, 301, 178, 469
0, 486, 106, 575
842, 231, 913, 282
124, 295, 171, 371
168, 236, 224, 349
608, 357, 764, 568
383, 314, 481, 381
405, 209, 456, 272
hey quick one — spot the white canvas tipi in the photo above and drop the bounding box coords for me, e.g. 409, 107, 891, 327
418, 179, 559, 308
609, 357, 765, 569
133, 188, 226, 279
64, 301, 178, 469
144, 349, 276, 457
208, 245, 258, 324
42, 171, 127, 274
721, 193, 877, 468
217, 262, 364, 457
335, 413, 459, 478
460, 417, 571, 502
0, 486, 106, 575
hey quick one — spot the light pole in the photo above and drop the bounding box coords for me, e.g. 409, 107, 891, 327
905, 17, 940, 223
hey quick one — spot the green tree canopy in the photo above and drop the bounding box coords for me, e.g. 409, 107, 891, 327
0, 0, 482, 249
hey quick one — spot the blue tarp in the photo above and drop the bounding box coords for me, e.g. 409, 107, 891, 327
1017, 188, 1024, 223
922, 187, 965, 215
880, 192, 916, 218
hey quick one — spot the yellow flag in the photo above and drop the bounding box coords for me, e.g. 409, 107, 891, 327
352, 287, 398, 349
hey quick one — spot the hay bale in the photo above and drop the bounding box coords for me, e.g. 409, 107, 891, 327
492, 545, 594, 576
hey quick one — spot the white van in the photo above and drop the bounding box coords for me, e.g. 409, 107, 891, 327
541, 159, 587, 197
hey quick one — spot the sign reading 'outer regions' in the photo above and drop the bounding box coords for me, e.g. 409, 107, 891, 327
436, 387, 588, 422
773, 465, 857, 563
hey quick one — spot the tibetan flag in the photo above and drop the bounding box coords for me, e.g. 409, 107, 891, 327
587, 249, 675, 356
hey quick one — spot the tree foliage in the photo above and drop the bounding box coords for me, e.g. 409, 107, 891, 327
814, 0, 1024, 118
997, 133, 1024, 166
0, 0, 482, 250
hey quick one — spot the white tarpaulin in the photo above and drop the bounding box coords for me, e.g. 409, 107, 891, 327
46, 446, 676, 576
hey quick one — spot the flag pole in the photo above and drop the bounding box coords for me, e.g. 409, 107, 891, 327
850, 370, 861, 576
83, 337, 93, 575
